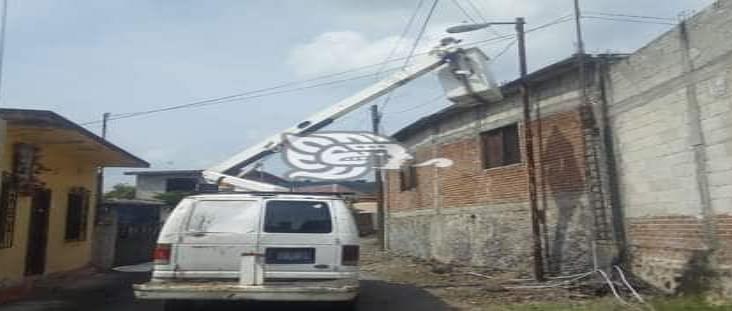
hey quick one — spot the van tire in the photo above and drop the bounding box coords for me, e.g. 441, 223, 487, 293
163, 300, 193, 311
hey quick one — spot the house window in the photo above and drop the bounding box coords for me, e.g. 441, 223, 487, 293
481, 124, 521, 169
65, 187, 90, 241
165, 178, 197, 192
399, 164, 418, 191
0, 173, 17, 249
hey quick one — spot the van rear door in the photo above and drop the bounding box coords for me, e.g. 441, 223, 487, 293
174, 199, 261, 278
258, 199, 338, 277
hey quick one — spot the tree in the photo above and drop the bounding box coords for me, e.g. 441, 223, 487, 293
104, 184, 136, 200
153, 191, 192, 206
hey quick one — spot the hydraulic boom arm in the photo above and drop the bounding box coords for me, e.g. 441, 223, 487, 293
203, 38, 499, 191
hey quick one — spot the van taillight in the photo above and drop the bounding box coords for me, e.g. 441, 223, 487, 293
342, 245, 359, 266
153, 244, 171, 265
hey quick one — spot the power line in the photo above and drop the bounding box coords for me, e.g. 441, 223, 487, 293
81, 12, 571, 126
0, 0, 8, 104
388, 93, 445, 114
376, 0, 425, 79
584, 10, 676, 21
582, 15, 677, 26
81, 35, 517, 126
383, 15, 572, 124
527, 14, 574, 33
89, 37, 492, 126
449, 0, 479, 24
383, 0, 439, 112
489, 39, 518, 63
463, 0, 504, 37
370, 0, 427, 128
403, 0, 440, 69
447, 0, 503, 37
82, 69, 397, 125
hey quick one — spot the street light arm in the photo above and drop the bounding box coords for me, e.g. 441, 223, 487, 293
446, 21, 521, 34
446, 23, 493, 33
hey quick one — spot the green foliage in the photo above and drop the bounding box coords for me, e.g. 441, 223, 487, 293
104, 183, 136, 200
153, 191, 192, 206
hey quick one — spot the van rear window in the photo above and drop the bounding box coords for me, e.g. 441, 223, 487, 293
187, 200, 259, 234
264, 200, 332, 234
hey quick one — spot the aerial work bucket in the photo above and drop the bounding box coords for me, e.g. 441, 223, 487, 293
438, 47, 503, 107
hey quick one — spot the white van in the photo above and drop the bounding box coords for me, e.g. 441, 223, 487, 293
133, 192, 360, 310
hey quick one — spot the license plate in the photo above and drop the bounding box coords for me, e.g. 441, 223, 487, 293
265, 248, 315, 264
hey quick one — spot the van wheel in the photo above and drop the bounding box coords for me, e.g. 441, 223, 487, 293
163, 300, 193, 311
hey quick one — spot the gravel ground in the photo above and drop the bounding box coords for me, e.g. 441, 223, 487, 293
0, 237, 685, 311
358, 237, 625, 310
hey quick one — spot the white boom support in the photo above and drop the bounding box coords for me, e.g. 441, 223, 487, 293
204, 39, 499, 191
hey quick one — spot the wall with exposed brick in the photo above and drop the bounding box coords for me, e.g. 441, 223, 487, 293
607, 0, 732, 297
386, 70, 596, 275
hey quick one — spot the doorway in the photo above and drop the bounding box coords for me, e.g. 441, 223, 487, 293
25, 189, 51, 276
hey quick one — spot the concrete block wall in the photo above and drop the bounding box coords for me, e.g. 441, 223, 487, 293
607, 0, 732, 297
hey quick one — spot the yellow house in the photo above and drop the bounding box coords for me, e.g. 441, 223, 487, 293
0, 109, 148, 301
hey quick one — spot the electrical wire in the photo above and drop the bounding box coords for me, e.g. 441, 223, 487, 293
448, 0, 503, 38
463, 0, 504, 37
503, 269, 647, 310
369, 0, 427, 129
81, 68, 398, 125
384, 39, 515, 121
527, 14, 574, 33
502, 270, 595, 289
375, 0, 426, 80
449, 0, 477, 23
596, 269, 630, 306
582, 15, 676, 26
80, 64, 408, 125
81, 36, 512, 127
613, 266, 651, 307
388, 93, 445, 114
403, 0, 440, 69
382, 0, 440, 113
584, 10, 676, 21
0, 0, 8, 103
489, 39, 517, 63
80, 12, 571, 127
382, 38, 518, 123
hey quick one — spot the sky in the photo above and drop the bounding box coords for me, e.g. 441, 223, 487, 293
0, 0, 715, 188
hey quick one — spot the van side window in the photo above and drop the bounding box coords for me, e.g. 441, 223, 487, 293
264, 201, 332, 234
187, 200, 259, 234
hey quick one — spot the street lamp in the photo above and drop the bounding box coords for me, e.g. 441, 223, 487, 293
446, 18, 545, 282
446, 21, 521, 34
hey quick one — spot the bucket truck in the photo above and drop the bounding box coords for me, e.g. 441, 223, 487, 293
134, 38, 503, 309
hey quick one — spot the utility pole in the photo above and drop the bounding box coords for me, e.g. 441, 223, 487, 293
573, 0, 608, 269
573, 0, 587, 104
0, 0, 9, 103
95, 112, 110, 222
516, 17, 544, 282
371, 105, 386, 251
101, 112, 110, 139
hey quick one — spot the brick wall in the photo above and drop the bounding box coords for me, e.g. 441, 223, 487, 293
386, 107, 593, 274
388, 110, 587, 209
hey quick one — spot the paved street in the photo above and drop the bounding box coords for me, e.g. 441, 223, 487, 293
0, 271, 450, 311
